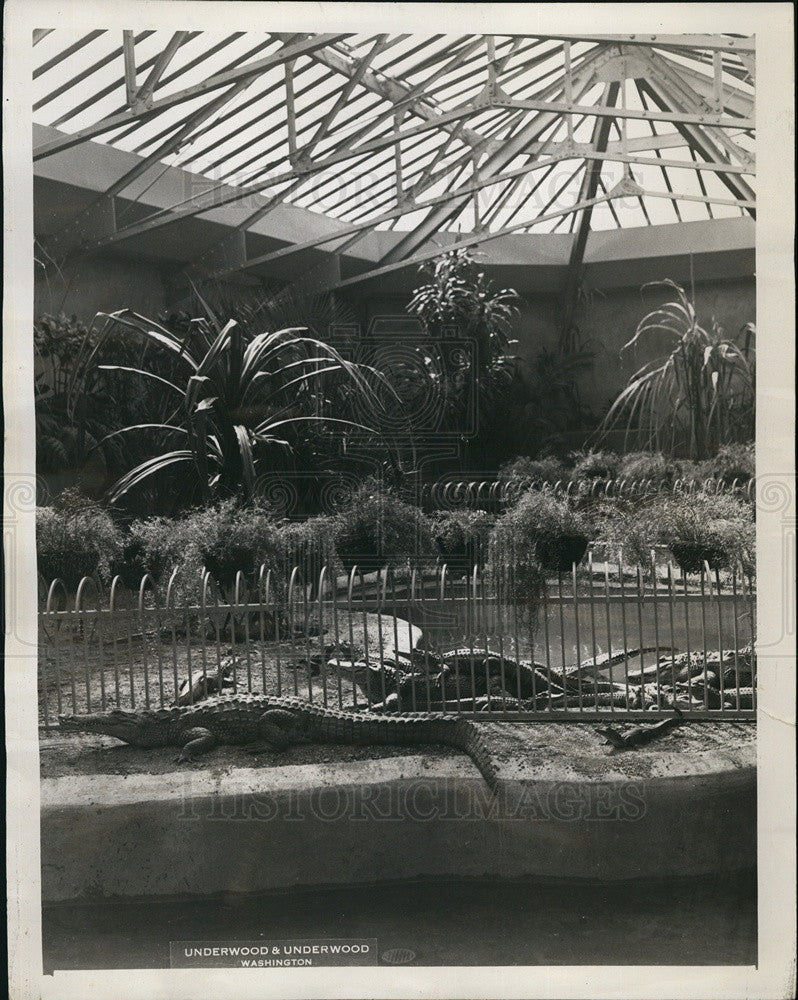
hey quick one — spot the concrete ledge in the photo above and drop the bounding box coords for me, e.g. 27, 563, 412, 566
40, 752, 755, 903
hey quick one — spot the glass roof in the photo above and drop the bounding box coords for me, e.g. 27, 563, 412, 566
33, 30, 755, 274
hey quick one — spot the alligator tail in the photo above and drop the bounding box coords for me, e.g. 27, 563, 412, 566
450, 718, 501, 794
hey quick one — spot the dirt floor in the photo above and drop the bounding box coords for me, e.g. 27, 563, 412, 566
39, 717, 756, 782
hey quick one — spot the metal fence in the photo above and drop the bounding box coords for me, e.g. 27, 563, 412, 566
39, 556, 756, 729
421, 476, 755, 513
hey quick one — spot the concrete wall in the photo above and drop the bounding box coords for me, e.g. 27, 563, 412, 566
347, 276, 756, 419
34, 252, 180, 323
567, 276, 756, 415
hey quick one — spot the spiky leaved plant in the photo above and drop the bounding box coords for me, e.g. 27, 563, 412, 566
600, 281, 754, 460
90, 306, 386, 507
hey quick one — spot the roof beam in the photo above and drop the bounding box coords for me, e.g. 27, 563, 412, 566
560, 81, 620, 348
637, 68, 756, 215
331, 191, 616, 291
135, 31, 190, 107
33, 33, 349, 160
532, 33, 756, 54
373, 55, 601, 267
496, 96, 753, 130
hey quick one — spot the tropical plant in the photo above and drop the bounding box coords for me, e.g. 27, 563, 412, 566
617, 451, 682, 486
430, 508, 495, 568
498, 455, 568, 487
91, 306, 386, 508
36, 489, 122, 589
701, 441, 755, 485
600, 281, 755, 459
332, 479, 434, 571
659, 493, 755, 575
405, 248, 523, 466
570, 449, 621, 485
35, 312, 191, 504
406, 247, 519, 368
490, 490, 590, 579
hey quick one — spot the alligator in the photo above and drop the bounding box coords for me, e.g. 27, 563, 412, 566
58, 694, 501, 792
595, 707, 683, 751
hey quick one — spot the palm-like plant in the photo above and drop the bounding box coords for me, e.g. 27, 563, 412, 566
91, 307, 385, 506
407, 248, 519, 367
600, 281, 754, 459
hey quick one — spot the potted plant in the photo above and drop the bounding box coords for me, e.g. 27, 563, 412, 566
659, 494, 755, 574
491, 490, 590, 576
430, 508, 495, 570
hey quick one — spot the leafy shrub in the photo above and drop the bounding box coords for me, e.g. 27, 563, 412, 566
570, 449, 621, 484
701, 442, 755, 485
333, 481, 434, 570
660, 493, 755, 574
490, 490, 590, 592
113, 516, 181, 586
198, 504, 282, 592
618, 451, 681, 485
596, 493, 755, 574
276, 516, 342, 585
498, 455, 568, 486
430, 509, 495, 567
36, 489, 122, 589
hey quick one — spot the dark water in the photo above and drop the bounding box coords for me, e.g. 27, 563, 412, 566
42, 872, 756, 972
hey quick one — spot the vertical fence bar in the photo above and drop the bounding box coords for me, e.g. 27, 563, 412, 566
165, 570, 180, 705
603, 564, 614, 715
468, 566, 478, 712
138, 576, 155, 710
330, 565, 343, 711
745, 571, 756, 710
542, 572, 553, 711
199, 574, 210, 703
318, 567, 329, 707
635, 566, 646, 709
76, 578, 95, 713
617, 557, 630, 708
511, 560, 522, 710
588, 552, 599, 710
390, 568, 403, 713
359, 569, 374, 709
257, 566, 269, 694
347, 567, 358, 709
666, 563, 678, 702
302, 572, 312, 702
681, 566, 692, 712
46, 581, 67, 717
481, 565, 492, 714
495, 560, 506, 714
699, 564, 709, 709
731, 566, 741, 710
237, 571, 252, 694
408, 569, 418, 713
572, 563, 583, 711
557, 570, 567, 712
650, 553, 661, 710
376, 569, 388, 708
287, 567, 299, 697
210, 576, 224, 700
715, 569, 725, 712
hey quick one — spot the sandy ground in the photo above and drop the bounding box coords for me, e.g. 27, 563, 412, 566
40, 717, 756, 782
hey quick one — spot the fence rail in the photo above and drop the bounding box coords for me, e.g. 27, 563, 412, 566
39, 556, 757, 730
421, 475, 755, 512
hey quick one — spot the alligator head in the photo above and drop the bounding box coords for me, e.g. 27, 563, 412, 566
58, 708, 166, 747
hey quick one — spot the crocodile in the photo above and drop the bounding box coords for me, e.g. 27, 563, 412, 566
58, 693, 501, 792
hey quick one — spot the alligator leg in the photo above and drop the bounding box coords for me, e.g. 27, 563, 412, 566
176, 727, 216, 762
250, 710, 309, 752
